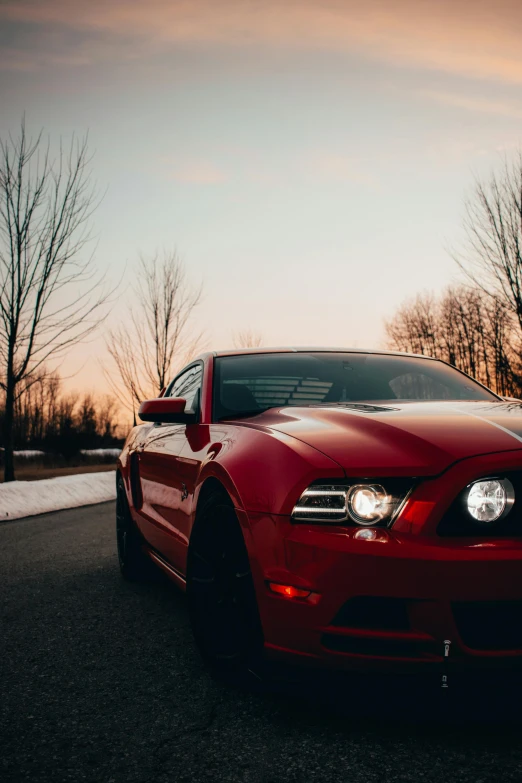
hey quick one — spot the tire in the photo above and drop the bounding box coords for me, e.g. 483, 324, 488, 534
187, 490, 264, 680
116, 476, 153, 581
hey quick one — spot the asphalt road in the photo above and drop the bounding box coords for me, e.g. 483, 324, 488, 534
3, 504, 522, 783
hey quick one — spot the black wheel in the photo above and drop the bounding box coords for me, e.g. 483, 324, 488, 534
116, 476, 153, 581
187, 491, 264, 679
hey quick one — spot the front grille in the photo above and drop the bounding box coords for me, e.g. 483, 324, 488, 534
438, 470, 522, 537
453, 601, 522, 650
321, 634, 434, 658
331, 596, 410, 631
323, 597, 437, 659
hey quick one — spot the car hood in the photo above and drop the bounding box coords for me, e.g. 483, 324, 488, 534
244, 400, 522, 476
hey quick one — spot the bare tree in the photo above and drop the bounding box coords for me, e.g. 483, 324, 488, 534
385, 285, 521, 396
452, 153, 522, 333
384, 293, 440, 357
9, 368, 60, 446
232, 329, 263, 349
0, 119, 109, 481
105, 250, 203, 422
96, 394, 119, 440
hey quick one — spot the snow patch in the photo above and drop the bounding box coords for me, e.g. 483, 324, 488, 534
13, 450, 46, 458
0, 471, 117, 521
80, 448, 121, 458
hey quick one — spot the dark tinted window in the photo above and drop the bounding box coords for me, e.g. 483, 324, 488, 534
167, 365, 202, 415
213, 352, 498, 420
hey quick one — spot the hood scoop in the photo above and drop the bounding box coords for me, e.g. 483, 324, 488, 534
313, 403, 400, 413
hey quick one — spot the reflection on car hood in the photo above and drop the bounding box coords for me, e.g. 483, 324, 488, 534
245, 400, 522, 476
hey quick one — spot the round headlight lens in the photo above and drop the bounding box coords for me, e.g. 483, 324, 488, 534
466, 478, 515, 523
349, 484, 388, 525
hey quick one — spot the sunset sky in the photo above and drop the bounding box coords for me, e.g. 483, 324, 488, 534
1, 0, 522, 403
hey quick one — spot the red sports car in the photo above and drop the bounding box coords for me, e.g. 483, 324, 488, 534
116, 348, 522, 680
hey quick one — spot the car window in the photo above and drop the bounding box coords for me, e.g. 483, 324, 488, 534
167, 365, 202, 415
389, 372, 454, 400
213, 352, 498, 420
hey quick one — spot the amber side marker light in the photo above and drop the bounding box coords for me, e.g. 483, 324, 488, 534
268, 582, 311, 599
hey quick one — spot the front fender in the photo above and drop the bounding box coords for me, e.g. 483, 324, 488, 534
198, 425, 345, 516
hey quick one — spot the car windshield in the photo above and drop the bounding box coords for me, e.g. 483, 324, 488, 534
213, 352, 499, 420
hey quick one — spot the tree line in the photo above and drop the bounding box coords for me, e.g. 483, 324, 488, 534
386, 154, 522, 399
385, 287, 521, 397
0, 371, 121, 457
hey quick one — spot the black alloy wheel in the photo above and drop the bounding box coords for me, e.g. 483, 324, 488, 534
187, 490, 264, 678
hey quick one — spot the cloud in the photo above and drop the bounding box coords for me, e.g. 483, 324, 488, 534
418, 89, 522, 120
2, 0, 522, 85
0, 46, 90, 72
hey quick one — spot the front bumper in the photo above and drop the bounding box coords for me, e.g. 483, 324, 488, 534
241, 447, 522, 674
244, 512, 522, 673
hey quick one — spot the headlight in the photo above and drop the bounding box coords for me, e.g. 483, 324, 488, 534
291, 485, 348, 523
348, 484, 389, 525
466, 478, 515, 524
291, 480, 412, 526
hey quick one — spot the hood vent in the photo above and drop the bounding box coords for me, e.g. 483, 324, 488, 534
313, 403, 400, 413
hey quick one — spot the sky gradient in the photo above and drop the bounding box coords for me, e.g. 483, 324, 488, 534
1, 0, 522, 403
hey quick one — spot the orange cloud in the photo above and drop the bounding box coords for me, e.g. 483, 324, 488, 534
417, 89, 522, 120
2, 0, 522, 84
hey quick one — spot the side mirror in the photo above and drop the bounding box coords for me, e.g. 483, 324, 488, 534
138, 397, 196, 424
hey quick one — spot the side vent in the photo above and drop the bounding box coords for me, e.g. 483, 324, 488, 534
129, 452, 143, 510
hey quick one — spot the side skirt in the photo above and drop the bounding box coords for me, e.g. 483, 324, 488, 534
145, 547, 187, 592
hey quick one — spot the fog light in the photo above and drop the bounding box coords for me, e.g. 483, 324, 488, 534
466, 478, 514, 523
354, 528, 378, 541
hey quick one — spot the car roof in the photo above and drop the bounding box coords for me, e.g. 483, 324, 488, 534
193, 347, 438, 361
